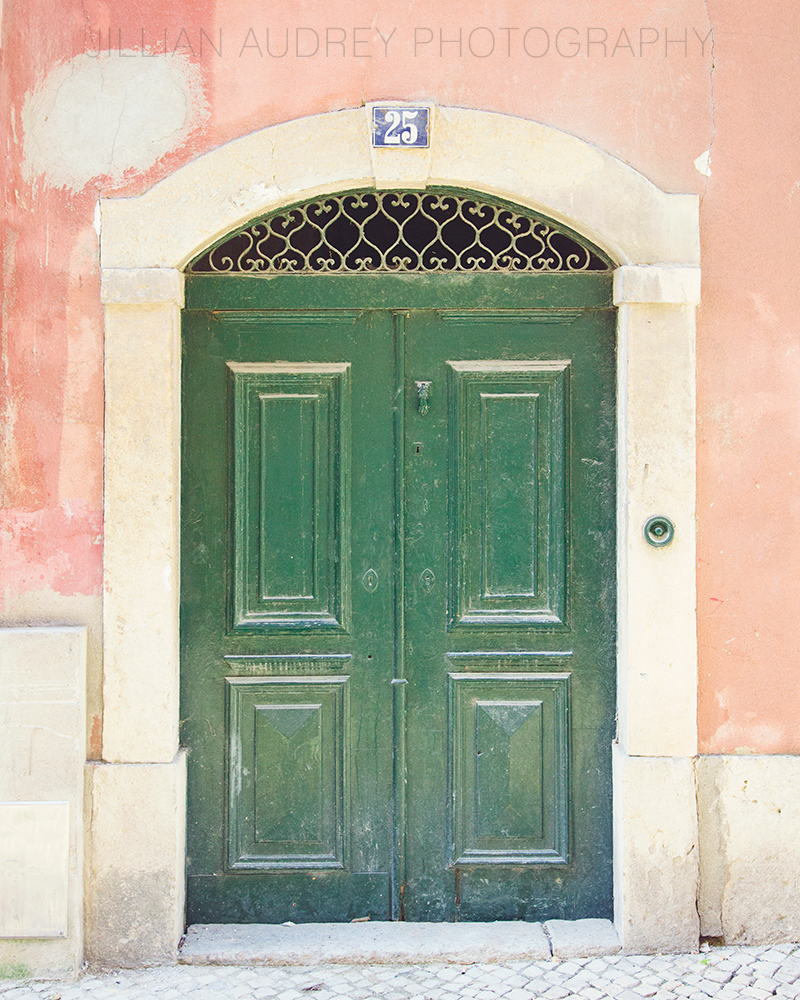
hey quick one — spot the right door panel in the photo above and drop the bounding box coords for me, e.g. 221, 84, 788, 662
401, 309, 616, 921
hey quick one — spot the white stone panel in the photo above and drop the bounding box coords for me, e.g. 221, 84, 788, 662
100, 110, 373, 270
100, 107, 699, 270
84, 754, 186, 966
613, 747, 699, 954
698, 755, 800, 944
428, 108, 699, 265
0, 627, 86, 975
617, 299, 698, 758
0, 802, 69, 937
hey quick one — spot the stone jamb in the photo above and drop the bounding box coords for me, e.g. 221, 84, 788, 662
98, 105, 700, 959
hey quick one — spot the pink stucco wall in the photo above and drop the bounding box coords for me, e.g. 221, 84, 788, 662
697, 2, 800, 753
2, 0, 798, 753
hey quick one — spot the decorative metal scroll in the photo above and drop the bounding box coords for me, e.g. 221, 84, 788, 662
189, 190, 611, 274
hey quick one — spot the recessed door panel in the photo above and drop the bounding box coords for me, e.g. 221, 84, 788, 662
448, 361, 568, 629
448, 671, 569, 866
230, 364, 350, 632
226, 676, 348, 870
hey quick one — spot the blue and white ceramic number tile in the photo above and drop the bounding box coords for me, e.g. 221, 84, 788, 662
372, 107, 430, 147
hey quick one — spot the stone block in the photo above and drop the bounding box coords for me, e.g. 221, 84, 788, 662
613, 746, 699, 953
698, 756, 800, 945
180, 920, 551, 965
101, 267, 184, 306
545, 918, 621, 959
613, 266, 701, 305
0, 802, 69, 938
84, 754, 186, 966
368, 102, 434, 190
0, 627, 87, 977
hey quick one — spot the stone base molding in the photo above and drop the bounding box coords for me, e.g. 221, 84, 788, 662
83, 754, 186, 967
0, 628, 87, 978
613, 747, 699, 953
698, 755, 800, 945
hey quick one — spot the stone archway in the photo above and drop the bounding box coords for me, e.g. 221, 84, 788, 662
91, 105, 700, 963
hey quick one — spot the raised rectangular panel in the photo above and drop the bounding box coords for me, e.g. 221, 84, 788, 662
0, 802, 69, 937
448, 670, 570, 865
229, 363, 350, 632
448, 362, 568, 629
226, 676, 348, 870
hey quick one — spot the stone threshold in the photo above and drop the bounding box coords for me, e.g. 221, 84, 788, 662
180, 919, 621, 965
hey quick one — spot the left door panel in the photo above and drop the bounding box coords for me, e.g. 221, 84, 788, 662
181, 310, 396, 922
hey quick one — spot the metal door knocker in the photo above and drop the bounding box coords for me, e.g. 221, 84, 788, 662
415, 381, 432, 415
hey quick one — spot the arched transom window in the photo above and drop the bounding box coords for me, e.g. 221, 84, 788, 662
188, 189, 612, 275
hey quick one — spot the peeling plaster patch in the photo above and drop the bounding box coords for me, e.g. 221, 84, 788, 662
22, 53, 208, 192
0, 505, 103, 601
703, 398, 734, 448
748, 291, 779, 327
709, 691, 787, 755
228, 182, 282, 214
694, 149, 711, 177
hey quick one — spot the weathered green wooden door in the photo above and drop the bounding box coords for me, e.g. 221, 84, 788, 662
181, 272, 615, 925
399, 309, 615, 920
182, 307, 398, 922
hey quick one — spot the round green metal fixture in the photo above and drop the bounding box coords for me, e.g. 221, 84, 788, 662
644, 515, 675, 547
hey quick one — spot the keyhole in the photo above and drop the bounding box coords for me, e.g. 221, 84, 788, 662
414, 442, 423, 455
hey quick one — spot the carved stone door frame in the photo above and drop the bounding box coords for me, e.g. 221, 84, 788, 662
92, 105, 700, 962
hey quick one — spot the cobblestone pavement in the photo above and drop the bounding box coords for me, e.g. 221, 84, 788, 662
2, 944, 800, 1000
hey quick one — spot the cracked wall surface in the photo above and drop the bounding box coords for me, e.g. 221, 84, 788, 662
21, 52, 208, 192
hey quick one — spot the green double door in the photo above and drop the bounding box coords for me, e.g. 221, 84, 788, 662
182, 279, 616, 924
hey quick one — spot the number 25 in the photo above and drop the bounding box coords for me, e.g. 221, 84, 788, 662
384, 109, 419, 145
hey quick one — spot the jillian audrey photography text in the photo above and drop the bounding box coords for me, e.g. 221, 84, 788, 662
88, 24, 713, 60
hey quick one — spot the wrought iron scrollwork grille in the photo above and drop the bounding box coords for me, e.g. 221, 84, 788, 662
189, 190, 612, 275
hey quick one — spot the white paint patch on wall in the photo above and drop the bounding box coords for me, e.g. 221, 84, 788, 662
22, 53, 208, 192
694, 149, 711, 177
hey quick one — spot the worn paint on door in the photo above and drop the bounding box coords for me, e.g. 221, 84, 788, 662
181, 271, 615, 923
